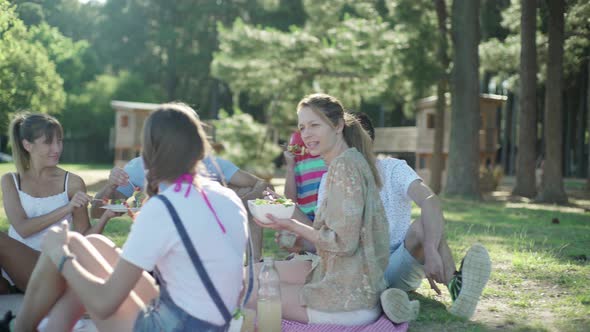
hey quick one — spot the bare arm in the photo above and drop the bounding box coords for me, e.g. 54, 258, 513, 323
228, 170, 272, 201
1, 174, 87, 238
90, 167, 129, 218
228, 170, 259, 188
407, 179, 444, 254
67, 174, 93, 235
283, 151, 297, 201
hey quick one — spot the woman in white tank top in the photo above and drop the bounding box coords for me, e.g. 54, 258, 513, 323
0, 113, 114, 293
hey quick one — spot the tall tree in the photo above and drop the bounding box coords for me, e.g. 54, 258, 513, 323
430, 0, 449, 194
0, 1, 65, 134
537, 0, 568, 203
513, 0, 538, 198
445, 0, 481, 198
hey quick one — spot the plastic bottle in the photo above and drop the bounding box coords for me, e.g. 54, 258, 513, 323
257, 257, 282, 332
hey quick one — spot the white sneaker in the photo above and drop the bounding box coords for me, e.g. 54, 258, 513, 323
448, 243, 492, 319
380, 288, 420, 323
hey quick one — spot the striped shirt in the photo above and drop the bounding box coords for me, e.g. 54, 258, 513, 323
294, 154, 327, 220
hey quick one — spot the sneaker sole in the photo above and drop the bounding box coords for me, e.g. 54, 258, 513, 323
381, 288, 420, 323
449, 243, 492, 319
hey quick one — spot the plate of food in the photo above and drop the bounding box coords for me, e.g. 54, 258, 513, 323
100, 187, 145, 213
100, 204, 140, 213
247, 197, 295, 224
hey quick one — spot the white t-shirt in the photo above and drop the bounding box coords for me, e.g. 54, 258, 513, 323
317, 158, 421, 250
121, 179, 248, 325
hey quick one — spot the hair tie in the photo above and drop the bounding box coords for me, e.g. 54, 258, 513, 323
174, 173, 194, 197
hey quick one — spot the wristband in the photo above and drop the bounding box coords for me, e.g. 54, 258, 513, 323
57, 253, 76, 273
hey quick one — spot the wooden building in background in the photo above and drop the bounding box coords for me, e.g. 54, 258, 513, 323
373, 94, 507, 187
111, 100, 215, 167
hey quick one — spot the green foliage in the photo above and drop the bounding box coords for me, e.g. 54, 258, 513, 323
213, 0, 444, 126
213, 109, 281, 178
94, 0, 268, 116
385, 0, 440, 114
15, 2, 45, 26
213, 1, 409, 128
0, 0, 65, 133
28, 23, 97, 92
480, 0, 590, 89
564, 1, 590, 76
60, 71, 163, 141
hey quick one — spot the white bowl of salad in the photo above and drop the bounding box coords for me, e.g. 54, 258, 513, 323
247, 198, 296, 224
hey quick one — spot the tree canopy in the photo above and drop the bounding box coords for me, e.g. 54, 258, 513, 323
0, 0, 65, 133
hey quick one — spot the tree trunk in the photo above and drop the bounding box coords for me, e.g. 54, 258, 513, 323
537, 0, 567, 204
430, 0, 449, 194
576, 67, 587, 178
587, 62, 590, 190
445, 0, 481, 198
513, 0, 537, 198
502, 92, 514, 174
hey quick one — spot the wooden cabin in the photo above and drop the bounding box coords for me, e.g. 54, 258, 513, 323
373, 127, 418, 166
413, 94, 507, 186
111, 100, 215, 167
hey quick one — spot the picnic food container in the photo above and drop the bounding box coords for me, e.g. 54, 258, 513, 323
247, 199, 295, 224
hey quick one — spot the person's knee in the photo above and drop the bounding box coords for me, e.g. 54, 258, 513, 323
86, 234, 117, 249
68, 231, 86, 246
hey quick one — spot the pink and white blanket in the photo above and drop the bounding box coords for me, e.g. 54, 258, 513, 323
282, 315, 409, 332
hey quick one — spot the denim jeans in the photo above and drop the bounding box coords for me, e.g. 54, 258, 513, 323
133, 271, 229, 332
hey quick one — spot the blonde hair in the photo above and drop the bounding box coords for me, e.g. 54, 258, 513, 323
9, 113, 63, 174
297, 93, 381, 188
141, 103, 211, 196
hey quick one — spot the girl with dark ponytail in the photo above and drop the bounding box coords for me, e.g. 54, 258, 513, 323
0, 113, 112, 294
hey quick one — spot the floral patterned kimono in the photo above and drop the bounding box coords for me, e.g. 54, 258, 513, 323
301, 148, 390, 312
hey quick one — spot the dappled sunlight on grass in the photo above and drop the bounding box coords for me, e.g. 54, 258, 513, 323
403, 196, 590, 331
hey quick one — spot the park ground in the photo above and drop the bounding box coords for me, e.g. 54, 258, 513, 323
0, 164, 588, 332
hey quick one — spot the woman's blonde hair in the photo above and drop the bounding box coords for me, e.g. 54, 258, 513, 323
142, 103, 211, 196
9, 113, 63, 174
297, 93, 381, 188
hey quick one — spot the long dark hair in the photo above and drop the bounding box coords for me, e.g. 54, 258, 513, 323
142, 103, 211, 196
297, 94, 381, 188
9, 113, 63, 174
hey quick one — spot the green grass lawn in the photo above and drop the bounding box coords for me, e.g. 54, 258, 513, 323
407, 198, 590, 332
0, 162, 588, 331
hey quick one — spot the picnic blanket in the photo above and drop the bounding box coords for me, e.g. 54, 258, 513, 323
282, 315, 409, 332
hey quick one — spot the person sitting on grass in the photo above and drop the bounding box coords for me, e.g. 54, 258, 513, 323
14, 103, 249, 332
0, 113, 114, 295
351, 112, 492, 321
90, 123, 269, 262
247, 93, 390, 326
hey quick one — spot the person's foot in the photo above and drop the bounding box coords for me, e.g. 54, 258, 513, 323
448, 243, 492, 319
380, 288, 420, 323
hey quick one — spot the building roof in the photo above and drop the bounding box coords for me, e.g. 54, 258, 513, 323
416, 93, 507, 110
111, 100, 161, 111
